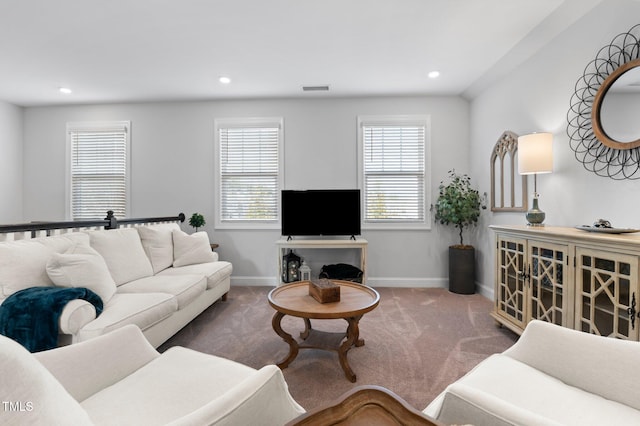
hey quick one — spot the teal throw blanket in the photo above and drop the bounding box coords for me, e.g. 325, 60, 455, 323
0, 287, 103, 352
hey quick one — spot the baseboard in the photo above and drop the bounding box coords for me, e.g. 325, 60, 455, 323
476, 281, 494, 301
231, 276, 448, 288
365, 277, 447, 288
231, 276, 278, 286
231, 275, 494, 301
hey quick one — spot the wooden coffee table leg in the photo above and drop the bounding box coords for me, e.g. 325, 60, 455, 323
300, 318, 312, 339
338, 316, 362, 382
353, 314, 364, 347
272, 311, 298, 369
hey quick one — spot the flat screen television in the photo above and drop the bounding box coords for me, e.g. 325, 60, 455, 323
281, 189, 361, 238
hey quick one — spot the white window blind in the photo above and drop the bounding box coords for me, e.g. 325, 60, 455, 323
359, 116, 429, 227
217, 118, 282, 224
67, 121, 130, 220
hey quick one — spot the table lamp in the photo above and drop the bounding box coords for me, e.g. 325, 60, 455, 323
517, 132, 553, 226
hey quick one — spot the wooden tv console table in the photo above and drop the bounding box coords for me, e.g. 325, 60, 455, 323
491, 225, 640, 340
276, 238, 368, 284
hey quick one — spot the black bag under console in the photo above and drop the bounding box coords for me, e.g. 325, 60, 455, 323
319, 263, 363, 283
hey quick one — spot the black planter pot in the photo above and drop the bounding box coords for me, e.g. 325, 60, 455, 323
448, 246, 476, 294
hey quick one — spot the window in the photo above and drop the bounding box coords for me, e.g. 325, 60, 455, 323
357, 115, 430, 229
66, 121, 130, 220
214, 117, 283, 229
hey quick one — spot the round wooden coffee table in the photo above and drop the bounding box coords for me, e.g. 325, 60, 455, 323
268, 280, 380, 382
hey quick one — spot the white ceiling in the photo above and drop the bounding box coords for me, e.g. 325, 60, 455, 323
0, 0, 603, 107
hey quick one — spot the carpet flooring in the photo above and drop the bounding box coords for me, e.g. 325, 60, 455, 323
158, 286, 517, 412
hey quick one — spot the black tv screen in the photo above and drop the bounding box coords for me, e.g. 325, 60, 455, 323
281, 189, 361, 237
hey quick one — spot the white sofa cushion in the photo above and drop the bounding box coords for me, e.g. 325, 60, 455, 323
75, 292, 177, 342
117, 274, 206, 309
434, 353, 640, 425
88, 228, 154, 286
428, 382, 563, 426
137, 223, 180, 274
172, 230, 216, 267
46, 244, 117, 303
80, 346, 256, 425
37, 232, 90, 251
0, 233, 89, 298
504, 319, 640, 411
0, 332, 93, 425
158, 261, 233, 290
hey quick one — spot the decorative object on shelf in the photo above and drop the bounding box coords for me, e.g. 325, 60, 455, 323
575, 219, 640, 234
299, 261, 311, 281
308, 279, 341, 304
490, 131, 528, 212
567, 23, 640, 180
517, 133, 553, 226
282, 250, 301, 283
188, 213, 206, 232
575, 226, 640, 234
434, 170, 487, 294
592, 219, 612, 228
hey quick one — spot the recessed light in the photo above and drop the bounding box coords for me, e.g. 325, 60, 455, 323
219, 76, 231, 84
59, 87, 72, 94
428, 71, 440, 79
302, 85, 329, 92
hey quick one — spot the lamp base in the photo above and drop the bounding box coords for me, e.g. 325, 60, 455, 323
526, 197, 546, 226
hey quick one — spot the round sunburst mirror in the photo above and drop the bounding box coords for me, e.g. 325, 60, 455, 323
567, 24, 640, 179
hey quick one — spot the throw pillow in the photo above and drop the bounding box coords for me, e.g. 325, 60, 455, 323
0, 233, 90, 298
137, 223, 179, 274
46, 244, 117, 303
172, 230, 216, 267
88, 228, 154, 286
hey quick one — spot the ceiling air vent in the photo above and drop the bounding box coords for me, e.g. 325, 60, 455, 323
302, 85, 329, 92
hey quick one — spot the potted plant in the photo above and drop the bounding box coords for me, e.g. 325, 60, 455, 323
434, 170, 487, 294
188, 213, 206, 232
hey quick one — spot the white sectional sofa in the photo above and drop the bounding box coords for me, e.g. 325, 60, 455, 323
0, 222, 232, 348
423, 320, 640, 425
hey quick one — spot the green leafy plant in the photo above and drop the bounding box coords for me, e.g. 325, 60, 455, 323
434, 170, 487, 247
188, 213, 206, 232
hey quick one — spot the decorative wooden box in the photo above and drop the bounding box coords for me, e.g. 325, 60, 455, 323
308, 279, 341, 303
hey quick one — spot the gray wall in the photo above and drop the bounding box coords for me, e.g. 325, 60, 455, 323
0, 101, 23, 222
14, 0, 640, 294
469, 0, 640, 298
22, 96, 470, 286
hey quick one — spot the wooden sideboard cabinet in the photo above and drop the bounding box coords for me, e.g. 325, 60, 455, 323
490, 225, 640, 340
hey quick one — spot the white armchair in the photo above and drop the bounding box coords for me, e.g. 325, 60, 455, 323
423, 320, 640, 425
1, 325, 305, 425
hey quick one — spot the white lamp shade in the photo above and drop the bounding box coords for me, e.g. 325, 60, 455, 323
518, 132, 553, 175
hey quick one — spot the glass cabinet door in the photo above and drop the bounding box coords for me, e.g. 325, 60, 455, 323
575, 248, 639, 340
495, 237, 527, 330
527, 241, 569, 327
